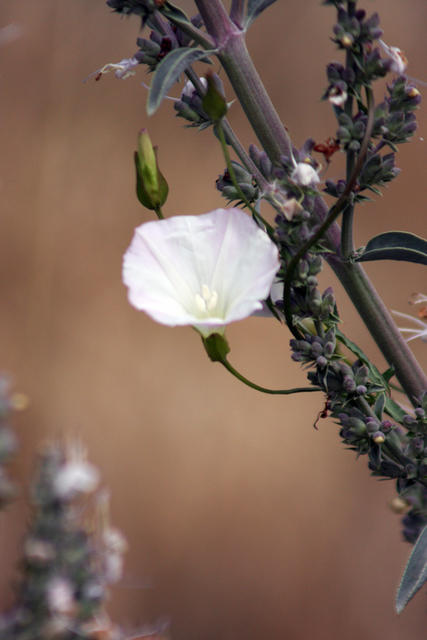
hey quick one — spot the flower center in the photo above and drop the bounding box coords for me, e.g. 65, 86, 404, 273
194, 284, 219, 315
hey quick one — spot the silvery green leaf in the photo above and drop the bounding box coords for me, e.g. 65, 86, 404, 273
162, 2, 191, 28
356, 231, 427, 265
245, 0, 277, 28
147, 47, 214, 116
396, 525, 427, 614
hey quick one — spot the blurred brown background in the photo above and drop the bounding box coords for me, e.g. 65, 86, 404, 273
0, 1, 426, 638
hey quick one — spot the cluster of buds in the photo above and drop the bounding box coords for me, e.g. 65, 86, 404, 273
216, 161, 258, 204
136, 13, 205, 72
336, 110, 367, 152
174, 77, 212, 128
106, 0, 164, 26
374, 77, 421, 146
331, 7, 382, 49
0, 443, 126, 640
358, 151, 399, 191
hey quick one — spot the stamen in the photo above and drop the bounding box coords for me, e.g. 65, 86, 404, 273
195, 294, 207, 313
194, 284, 219, 315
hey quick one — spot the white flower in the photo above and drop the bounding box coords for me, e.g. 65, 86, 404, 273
54, 442, 99, 499
123, 208, 280, 338
379, 40, 408, 75
181, 77, 207, 99
328, 86, 348, 107
47, 577, 75, 614
93, 56, 140, 81
290, 162, 320, 187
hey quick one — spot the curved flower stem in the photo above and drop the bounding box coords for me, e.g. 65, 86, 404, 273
220, 358, 322, 395
283, 89, 375, 340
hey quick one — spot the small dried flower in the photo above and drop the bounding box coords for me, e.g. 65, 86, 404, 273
379, 40, 408, 75
93, 56, 140, 81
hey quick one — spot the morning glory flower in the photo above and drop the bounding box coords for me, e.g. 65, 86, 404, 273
122, 208, 280, 338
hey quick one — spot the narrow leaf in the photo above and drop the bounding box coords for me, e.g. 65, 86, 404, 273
162, 2, 192, 28
356, 231, 427, 265
396, 525, 427, 614
245, 0, 278, 28
147, 47, 214, 116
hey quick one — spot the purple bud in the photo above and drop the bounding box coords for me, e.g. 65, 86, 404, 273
316, 356, 328, 369
343, 376, 356, 393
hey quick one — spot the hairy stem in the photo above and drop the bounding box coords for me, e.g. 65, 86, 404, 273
195, 0, 292, 162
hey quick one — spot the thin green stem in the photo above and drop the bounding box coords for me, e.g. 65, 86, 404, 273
153, 205, 164, 220
220, 358, 322, 395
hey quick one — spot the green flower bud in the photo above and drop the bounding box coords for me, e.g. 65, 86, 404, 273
135, 129, 169, 210
202, 72, 228, 122
202, 333, 230, 362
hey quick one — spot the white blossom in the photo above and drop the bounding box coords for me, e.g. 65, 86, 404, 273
46, 577, 75, 614
123, 208, 280, 338
181, 77, 207, 99
54, 441, 99, 499
328, 86, 348, 107
291, 162, 320, 187
379, 40, 408, 75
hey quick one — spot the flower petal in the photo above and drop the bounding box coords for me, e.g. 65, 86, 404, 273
123, 208, 280, 336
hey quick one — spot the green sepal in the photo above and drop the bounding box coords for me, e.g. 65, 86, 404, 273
202, 333, 230, 362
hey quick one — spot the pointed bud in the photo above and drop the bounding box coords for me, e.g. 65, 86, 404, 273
135, 129, 169, 210
202, 72, 228, 122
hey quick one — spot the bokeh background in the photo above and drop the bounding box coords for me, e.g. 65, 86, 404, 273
1, 1, 426, 638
